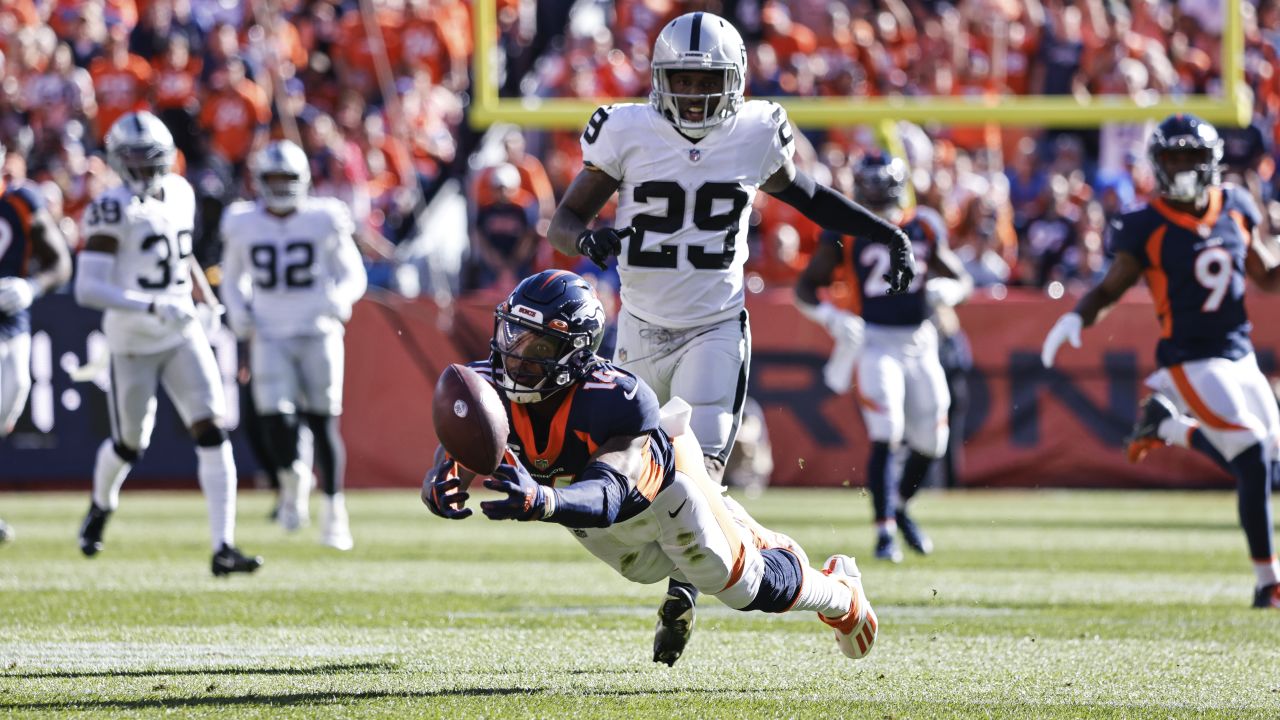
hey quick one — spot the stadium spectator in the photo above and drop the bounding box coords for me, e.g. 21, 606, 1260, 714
468, 163, 537, 290
198, 57, 270, 181
89, 24, 152, 143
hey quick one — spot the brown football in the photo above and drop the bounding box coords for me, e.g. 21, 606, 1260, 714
431, 364, 510, 475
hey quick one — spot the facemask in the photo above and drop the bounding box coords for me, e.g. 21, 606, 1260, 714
1168, 171, 1200, 202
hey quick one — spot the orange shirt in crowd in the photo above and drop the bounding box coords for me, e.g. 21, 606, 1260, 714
152, 57, 202, 111
472, 157, 556, 213
89, 54, 152, 141
401, 16, 465, 83
199, 80, 271, 164
104, 0, 139, 31
336, 8, 404, 96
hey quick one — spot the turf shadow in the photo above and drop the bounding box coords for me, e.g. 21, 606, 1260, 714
1, 660, 397, 680
1, 687, 541, 711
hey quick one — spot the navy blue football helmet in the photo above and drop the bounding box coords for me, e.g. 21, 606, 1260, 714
853, 151, 908, 211
1148, 113, 1222, 203
491, 270, 606, 404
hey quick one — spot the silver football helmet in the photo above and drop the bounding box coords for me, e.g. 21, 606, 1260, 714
251, 140, 311, 212
105, 112, 175, 198
650, 12, 747, 138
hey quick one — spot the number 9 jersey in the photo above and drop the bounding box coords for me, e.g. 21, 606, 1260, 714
1110, 185, 1261, 368
80, 173, 198, 354
581, 101, 795, 329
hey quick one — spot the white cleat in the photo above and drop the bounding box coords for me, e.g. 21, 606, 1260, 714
320, 496, 353, 551
818, 554, 878, 660
277, 502, 309, 532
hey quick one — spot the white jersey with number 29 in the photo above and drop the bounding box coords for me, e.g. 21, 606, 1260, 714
80, 173, 199, 354
581, 101, 795, 329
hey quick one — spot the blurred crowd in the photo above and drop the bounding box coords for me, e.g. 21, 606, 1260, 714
1, 0, 1279, 295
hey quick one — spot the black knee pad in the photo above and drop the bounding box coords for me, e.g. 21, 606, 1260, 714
194, 425, 229, 447
113, 442, 142, 463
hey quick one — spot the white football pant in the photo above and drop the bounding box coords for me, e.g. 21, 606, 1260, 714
1144, 352, 1280, 462
0, 332, 32, 434
251, 331, 345, 416
855, 321, 950, 458
107, 331, 225, 449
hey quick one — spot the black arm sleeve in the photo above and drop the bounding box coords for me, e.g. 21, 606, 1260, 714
545, 461, 627, 528
769, 170, 906, 246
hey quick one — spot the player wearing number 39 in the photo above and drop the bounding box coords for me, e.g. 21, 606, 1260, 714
74, 111, 263, 576
548, 11, 915, 667
219, 140, 366, 550
1041, 114, 1280, 609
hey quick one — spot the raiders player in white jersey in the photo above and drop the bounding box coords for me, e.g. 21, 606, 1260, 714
74, 111, 262, 576
220, 140, 366, 550
547, 11, 916, 667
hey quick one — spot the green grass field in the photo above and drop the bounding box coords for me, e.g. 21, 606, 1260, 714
1, 488, 1279, 718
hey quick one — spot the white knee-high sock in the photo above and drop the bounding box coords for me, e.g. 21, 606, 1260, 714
196, 442, 237, 551
92, 439, 132, 510
1158, 415, 1199, 447
790, 565, 855, 618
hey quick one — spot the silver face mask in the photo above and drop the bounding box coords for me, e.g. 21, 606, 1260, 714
1168, 171, 1201, 202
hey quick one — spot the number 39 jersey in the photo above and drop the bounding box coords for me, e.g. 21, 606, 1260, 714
81, 173, 198, 354
219, 196, 357, 338
581, 101, 795, 329
1111, 185, 1260, 368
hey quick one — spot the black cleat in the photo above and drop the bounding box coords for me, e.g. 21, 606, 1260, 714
79, 503, 112, 557
1253, 583, 1280, 609
653, 586, 696, 667
211, 544, 264, 577
896, 509, 933, 555
1125, 393, 1177, 463
0, 518, 12, 544
874, 532, 903, 563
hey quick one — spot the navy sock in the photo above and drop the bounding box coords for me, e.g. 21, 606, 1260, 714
899, 450, 935, 504
867, 442, 894, 523
1190, 429, 1232, 474
668, 578, 699, 603
1229, 443, 1274, 561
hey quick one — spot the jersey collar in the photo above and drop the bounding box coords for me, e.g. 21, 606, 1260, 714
1152, 187, 1223, 238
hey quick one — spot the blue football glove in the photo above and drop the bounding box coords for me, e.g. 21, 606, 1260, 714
575, 226, 633, 270
422, 459, 472, 520
481, 462, 549, 521
884, 228, 916, 295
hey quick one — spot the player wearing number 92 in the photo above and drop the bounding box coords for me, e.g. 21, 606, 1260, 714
219, 139, 367, 550
1041, 113, 1280, 609
547, 11, 914, 666
74, 111, 263, 576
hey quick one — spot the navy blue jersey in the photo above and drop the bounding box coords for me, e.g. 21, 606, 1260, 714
0, 183, 44, 339
468, 360, 675, 523
1110, 185, 1259, 367
824, 208, 940, 327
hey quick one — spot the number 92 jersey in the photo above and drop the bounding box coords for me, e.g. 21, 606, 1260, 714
1111, 185, 1260, 368
81, 173, 199, 354
581, 101, 795, 329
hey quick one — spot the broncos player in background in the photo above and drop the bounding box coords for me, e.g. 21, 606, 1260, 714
423, 270, 879, 662
0, 140, 74, 544
796, 152, 972, 563
1042, 114, 1280, 608
220, 140, 366, 550
547, 11, 915, 666
75, 112, 262, 576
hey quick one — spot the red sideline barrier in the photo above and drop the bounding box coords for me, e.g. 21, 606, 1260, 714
343, 288, 1280, 489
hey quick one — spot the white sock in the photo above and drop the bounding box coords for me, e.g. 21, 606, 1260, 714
1254, 557, 1280, 587
92, 439, 132, 511
790, 565, 854, 618
326, 492, 346, 511
196, 441, 237, 551
1158, 415, 1198, 448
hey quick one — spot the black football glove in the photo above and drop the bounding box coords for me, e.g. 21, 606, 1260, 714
576, 226, 634, 270
884, 228, 916, 295
481, 461, 549, 521
422, 459, 472, 520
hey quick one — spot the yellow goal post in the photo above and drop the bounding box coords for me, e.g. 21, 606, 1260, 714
468, 0, 1248, 130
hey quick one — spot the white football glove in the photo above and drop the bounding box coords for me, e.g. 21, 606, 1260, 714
0, 277, 38, 314
150, 296, 197, 326
925, 277, 968, 308
1041, 312, 1083, 368
196, 303, 225, 337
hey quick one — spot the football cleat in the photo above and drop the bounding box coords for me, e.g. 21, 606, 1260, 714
653, 585, 697, 667
211, 544, 264, 577
79, 502, 112, 557
0, 518, 12, 544
1252, 583, 1280, 609
277, 501, 309, 532
819, 555, 878, 659
874, 532, 903, 563
320, 497, 354, 551
895, 509, 933, 555
1126, 393, 1177, 463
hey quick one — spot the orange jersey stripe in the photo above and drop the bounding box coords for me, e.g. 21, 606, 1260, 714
1152, 187, 1222, 234
633, 439, 664, 501
1143, 225, 1172, 338
509, 385, 578, 469
1169, 365, 1247, 431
